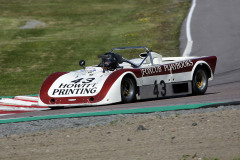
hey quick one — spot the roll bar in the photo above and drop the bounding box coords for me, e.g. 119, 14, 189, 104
110, 46, 150, 53
110, 46, 153, 67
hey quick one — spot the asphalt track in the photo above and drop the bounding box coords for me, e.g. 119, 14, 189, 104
180, 0, 240, 86
1, 0, 240, 120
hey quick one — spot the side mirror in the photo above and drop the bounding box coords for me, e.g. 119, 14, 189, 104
79, 60, 85, 69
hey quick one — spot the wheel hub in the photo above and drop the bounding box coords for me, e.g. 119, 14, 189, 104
196, 71, 206, 89
123, 82, 130, 96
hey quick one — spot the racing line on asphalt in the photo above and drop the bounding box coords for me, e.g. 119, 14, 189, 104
182, 0, 196, 57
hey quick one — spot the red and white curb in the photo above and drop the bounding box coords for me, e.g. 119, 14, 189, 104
0, 96, 49, 116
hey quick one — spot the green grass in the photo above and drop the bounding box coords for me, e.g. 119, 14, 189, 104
0, 0, 190, 96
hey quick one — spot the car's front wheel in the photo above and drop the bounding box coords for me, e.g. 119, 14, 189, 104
192, 68, 208, 95
121, 77, 136, 103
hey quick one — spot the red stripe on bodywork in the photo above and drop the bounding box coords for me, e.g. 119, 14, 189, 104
141, 56, 217, 77
200, 56, 217, 74
39, 72, 68, 105
39, 69, 142, 105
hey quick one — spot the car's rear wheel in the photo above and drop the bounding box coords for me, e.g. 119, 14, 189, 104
121, 77, 136, 103
192, 68, 208, 95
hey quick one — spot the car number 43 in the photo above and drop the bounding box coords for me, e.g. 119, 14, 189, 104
154, 80, 166, 97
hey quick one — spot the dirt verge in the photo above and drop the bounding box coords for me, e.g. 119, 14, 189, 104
0, 109, 239, 160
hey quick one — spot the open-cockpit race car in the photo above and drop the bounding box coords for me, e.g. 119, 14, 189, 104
38, 46, 217, 108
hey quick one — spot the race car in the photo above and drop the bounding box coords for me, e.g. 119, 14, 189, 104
38, 46, 217, 108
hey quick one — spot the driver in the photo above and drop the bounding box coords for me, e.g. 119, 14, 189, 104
98, 52, 119, 70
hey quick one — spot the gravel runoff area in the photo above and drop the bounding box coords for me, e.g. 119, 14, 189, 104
0, 105, 239, 160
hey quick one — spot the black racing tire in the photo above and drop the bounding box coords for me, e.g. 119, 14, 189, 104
121, 77, 136, 103
192, 68, 208, 95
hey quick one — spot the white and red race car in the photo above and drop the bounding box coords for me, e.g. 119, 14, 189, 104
38, 46, 217, 108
